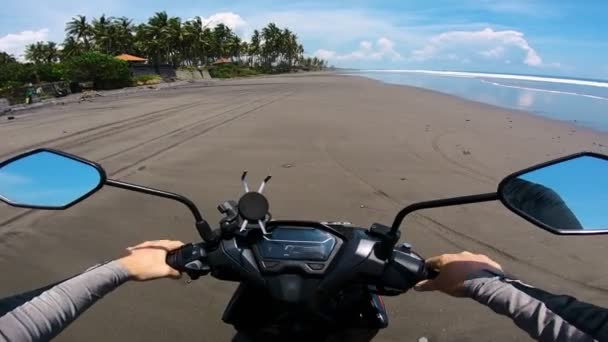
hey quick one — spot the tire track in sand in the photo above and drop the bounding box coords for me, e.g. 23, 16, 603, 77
0, 100, 208, 160
431, 130, 497, 185
321, 142, 608, 295
0, 91, 292, 231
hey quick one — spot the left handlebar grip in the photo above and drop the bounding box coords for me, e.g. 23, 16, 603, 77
165, 249, 182, 271
165, 243, 210, 279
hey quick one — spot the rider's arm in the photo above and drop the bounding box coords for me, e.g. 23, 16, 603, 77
465, 270, 607, 342
0, 240, 183, 342
415, 252, 608, 342
0, 261, 129, 341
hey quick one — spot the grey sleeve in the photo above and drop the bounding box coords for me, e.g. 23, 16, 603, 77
0, 260, 130, 341
464, 271, 605, 342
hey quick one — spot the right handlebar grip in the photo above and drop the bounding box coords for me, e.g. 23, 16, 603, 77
422, 267, 439, 280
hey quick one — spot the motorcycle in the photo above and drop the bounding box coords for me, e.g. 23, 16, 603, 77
1, 148, 607, 341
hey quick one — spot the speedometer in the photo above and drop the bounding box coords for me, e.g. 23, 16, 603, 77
257, 226, 337, 261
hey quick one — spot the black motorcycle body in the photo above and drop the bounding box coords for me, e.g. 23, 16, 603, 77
206, 221, 412, 340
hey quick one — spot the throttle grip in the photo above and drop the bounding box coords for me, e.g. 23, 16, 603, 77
165, 243, 210, 279
422, 266, 439, 280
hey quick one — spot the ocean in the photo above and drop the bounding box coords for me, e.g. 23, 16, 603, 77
355, 70, 608, 132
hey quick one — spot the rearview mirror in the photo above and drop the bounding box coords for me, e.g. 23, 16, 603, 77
0, 149, 105, 209
498, 152, 608, 235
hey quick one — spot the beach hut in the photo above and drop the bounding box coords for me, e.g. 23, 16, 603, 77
115, 54, 147, 64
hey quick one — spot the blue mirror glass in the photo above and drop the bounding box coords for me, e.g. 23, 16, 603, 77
0, 150, 103, 208
500, 155, 608, 232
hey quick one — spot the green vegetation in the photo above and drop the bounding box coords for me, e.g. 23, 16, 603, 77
24, 42, 60, 64
63, 52, 130, 89
0, 63, 64, 89
132, 74, 162, 86
209, 64, 259, 79
0, 11, 327, 102
0, 52, 16, 65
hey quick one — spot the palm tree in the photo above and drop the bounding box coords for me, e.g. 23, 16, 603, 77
183, 17, 202, 65
239, 41, 249, 65
261, 23, 281, 68
61, 13, 324, 74
312, 57, 320, 70
0, 51, 16, 64
45, 42, 60, 63
296, 44, 304, 67
66, 15, 91, 50
228, 35, 242, 62
200, 27, 213, 65
112, 17, 134, 54
61, 37, 82, 59
135, 12, 169, 67
25, 41, 59, 64
212, 23, 234, 60
166, 16, 183, 67
149, 11, 170, 63
280, 29, 299, 69
249, 30, 261, 67
92, 14, 114, 54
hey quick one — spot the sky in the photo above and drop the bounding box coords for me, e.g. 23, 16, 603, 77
1, 0, 607, 79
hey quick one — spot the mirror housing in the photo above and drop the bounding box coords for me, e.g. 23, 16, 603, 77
0, 148, 105, 209
498, 152, 608, 235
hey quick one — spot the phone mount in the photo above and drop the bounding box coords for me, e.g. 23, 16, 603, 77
237, 171, 272, 234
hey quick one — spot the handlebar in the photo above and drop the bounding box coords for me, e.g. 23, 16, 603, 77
166, 238, 439, 291
166, 243, 210, 279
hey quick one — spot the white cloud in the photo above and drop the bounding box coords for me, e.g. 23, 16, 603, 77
360, 41, 373, 50
314, 37, 401, 62
480, 46, 505, 58
200, 12, 247, 31
412, 28, 543, 67
248, 10, 426, 49
0, 29, 49, 59
314, 49, 336, 60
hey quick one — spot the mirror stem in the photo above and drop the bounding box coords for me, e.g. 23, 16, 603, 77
105, 179, 219, 243
390, 192, 499, 234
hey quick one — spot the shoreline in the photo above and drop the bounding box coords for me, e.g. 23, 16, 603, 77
346, 72, 608, 139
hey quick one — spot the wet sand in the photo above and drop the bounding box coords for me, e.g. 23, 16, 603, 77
0, 74, 607, 341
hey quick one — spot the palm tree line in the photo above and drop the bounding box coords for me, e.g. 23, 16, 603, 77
23, 11, 326, 70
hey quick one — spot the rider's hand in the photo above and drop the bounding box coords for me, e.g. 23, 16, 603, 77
414, 251, 503, 297
118, 240, 184, 281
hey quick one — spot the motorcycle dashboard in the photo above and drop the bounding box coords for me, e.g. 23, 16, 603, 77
251, 223, 344, 274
